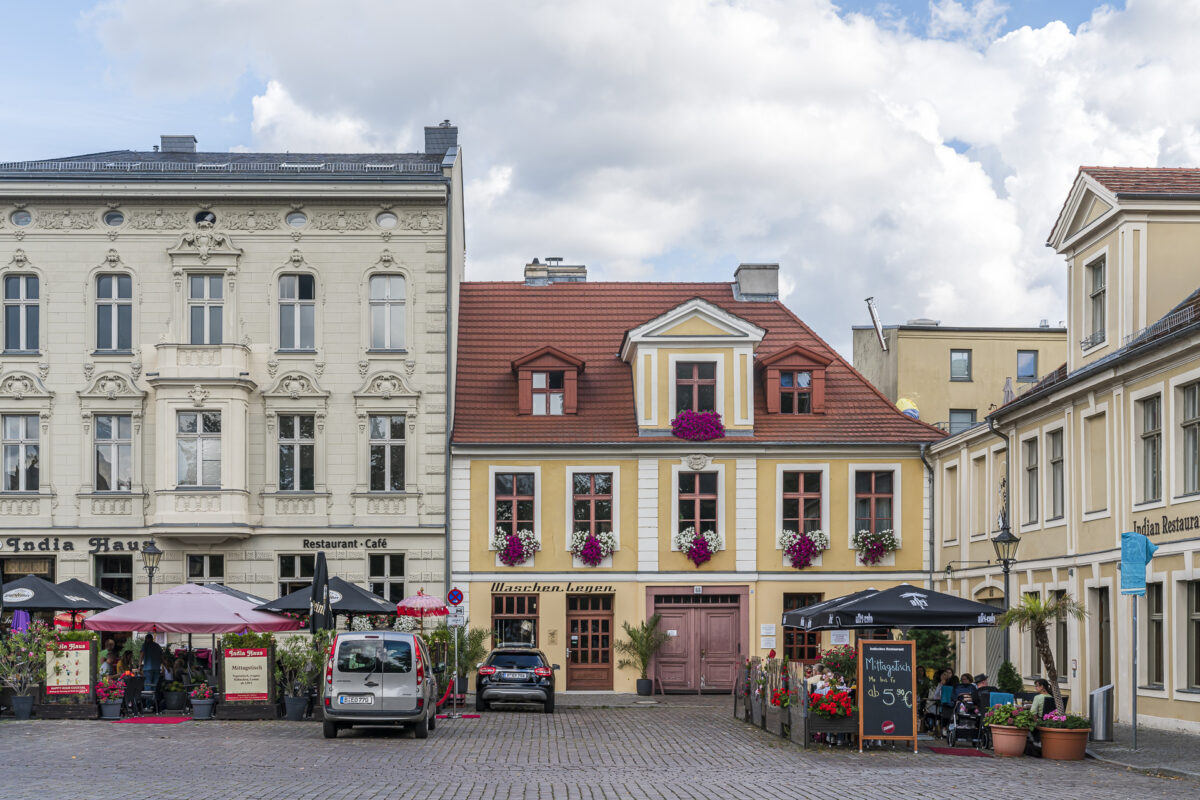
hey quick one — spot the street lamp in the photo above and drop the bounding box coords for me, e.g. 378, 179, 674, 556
140, 538, 163, 596
991, 523, 1021, 663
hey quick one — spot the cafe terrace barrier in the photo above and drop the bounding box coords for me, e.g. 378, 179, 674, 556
733, 659, 860, 749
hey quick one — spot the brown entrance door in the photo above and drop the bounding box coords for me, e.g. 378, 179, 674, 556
698, 608, 739, 690
652, 592, 743, 692
566, 595, 613, 690
654, 607, 695, 690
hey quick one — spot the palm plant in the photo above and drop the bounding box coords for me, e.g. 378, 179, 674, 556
614, 614, 670, 679
999, 593, 1087, 714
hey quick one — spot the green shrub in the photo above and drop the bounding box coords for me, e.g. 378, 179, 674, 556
996, 660, 1023, 695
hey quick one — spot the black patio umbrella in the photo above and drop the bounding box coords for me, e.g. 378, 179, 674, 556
57, 578, 127, 610
2, 574, 92, 612
255, 576, 395, 616
783, 584, 1001, 631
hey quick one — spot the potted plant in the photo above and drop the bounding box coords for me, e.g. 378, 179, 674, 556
96, 675, 125, 720
852, 528, 899, 565
671, 527, 722, 567
569, 529, 617, 567
489, 527, 540, 566
999, 593, 1087, 717
614, 614, 670, 696
162, 680, 187, 711
0, 621, 55, 720
189, 683, 216, 720
819, 645, 856, 677
1036, 709, 1092, 760
982, 703, 1036, 757
778, 529, 829, 569
806, 688, 858, 744
275, 635, 321, 721
449, 627, 491, 694
670, 409, 724, 441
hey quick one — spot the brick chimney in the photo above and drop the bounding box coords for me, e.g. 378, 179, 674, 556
424, 120, 458, 154
160, 135, 197, 154
733, 263, 779, 301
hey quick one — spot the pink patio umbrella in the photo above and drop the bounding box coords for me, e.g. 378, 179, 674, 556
395, 589, 448, 632
83, 583, 303, 633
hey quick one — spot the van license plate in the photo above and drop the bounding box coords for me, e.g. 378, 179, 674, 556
502, 672, 525, 680
338, 695, 374, 705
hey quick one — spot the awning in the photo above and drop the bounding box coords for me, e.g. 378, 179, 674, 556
255, 576, 394, 616
782, 584, 1001, 631
3, 574, 113, 612
83, 583, 303, 633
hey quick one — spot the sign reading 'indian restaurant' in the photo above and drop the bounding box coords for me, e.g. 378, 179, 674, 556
1132, 513, 1200, 538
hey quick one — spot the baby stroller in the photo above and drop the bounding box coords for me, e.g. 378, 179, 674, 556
946, 692, 984, 747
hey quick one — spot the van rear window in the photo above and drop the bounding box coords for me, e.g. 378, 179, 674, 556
336, 639, 412, 673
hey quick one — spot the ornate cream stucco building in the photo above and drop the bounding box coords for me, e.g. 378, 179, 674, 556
0, 126, 464, 606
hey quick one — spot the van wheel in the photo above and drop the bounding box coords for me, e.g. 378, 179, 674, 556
414, 710, 429, 739
544, 694, 555, 714
429, 708, 437, 731
322, 721, 338, 739
475, 695, 488, 712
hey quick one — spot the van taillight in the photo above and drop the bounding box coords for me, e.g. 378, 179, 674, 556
416, 659, 424, 687
533, 667, 552, 678
325, 635, 337, 685
478, 666, 497, 676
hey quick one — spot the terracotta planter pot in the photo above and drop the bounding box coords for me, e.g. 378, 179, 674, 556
988, 724, 1028, 757
1038, 727, 1090, 760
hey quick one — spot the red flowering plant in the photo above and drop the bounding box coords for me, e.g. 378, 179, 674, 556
670, 410, 725, 441
95, 675, 126, 702
809, 689, 856, 719
189, 683, 214, 700
819, 645, 856, 676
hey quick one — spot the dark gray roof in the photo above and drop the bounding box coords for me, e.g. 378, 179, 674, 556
0, 149, 447, 182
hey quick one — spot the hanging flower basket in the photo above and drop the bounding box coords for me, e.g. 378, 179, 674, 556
489, 528, 541, 566
671, 527, 722, 567
778, 529, 829, 569
852, 528, 898, 565
670, 410, 725, 441
569, 530, 617, 567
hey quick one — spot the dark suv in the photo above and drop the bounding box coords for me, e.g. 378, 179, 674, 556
475, 647, 558, 713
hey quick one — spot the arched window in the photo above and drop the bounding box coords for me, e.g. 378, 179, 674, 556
368, 274, 405, 350
96, 274, 133, 351
278, 274, 315, 350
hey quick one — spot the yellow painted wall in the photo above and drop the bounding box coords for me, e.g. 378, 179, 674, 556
657, 458, 738, 571
1071, 229, 1119, 369
1145, 222, 1200, 323
651, 347, 751, 430
660, 318, 732, 336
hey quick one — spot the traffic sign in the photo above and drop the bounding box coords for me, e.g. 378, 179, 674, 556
447, 607, 466, 627
447, 588, 464, 606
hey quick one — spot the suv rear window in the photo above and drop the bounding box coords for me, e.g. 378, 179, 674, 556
336, 639, 412, 673
487, 652, 544, 669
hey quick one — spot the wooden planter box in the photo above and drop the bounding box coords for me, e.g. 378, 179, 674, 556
34, 703, 97, 720
734, 690, 745, 721
216, 702, 277, 720
750, 695, 764, 727
764, 704, 786, 737
789, 704, 807, 745
795, 710, 859, 748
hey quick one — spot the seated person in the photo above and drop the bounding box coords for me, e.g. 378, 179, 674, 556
1030, 678, 1053, 719
953, 674, 981, 709
99, 654, 118, 677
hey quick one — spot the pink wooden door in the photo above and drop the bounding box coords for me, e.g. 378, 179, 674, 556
654, 608, 694, 691
699, 608, 739, 691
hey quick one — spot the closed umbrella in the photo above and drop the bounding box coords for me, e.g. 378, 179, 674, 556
310, 551, 334, 634
395, 589, 448, 632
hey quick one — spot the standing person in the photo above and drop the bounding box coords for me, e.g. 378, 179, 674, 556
140, 633, 164, 689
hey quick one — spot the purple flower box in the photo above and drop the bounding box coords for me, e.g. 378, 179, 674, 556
670, 410, 725, 441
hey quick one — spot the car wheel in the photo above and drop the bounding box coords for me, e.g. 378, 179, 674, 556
429, 708, 436, 731
414, 709, 429, 739
475, 694, 488, 712
322, 721, 338, 739
544, 693, 555, 714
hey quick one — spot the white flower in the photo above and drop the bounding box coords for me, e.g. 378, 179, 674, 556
671, 526, 721, 553
569, 529, 617, 559
489, 527, 541, 564
392, 616, 417, 632
778, 529, 829, 551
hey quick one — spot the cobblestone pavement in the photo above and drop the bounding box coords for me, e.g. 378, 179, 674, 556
1086, 722, 1200, 780
0, 701, 1190, 800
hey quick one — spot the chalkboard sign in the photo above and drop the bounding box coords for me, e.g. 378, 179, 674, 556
857, 640, 917, 753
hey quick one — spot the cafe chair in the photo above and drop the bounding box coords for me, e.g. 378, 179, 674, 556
140, 673, 162, 714
123, 675, 146, 717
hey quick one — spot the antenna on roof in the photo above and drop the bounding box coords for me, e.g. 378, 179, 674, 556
865, 297, 888, 352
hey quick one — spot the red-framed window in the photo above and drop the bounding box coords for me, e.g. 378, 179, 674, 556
572, 472, 613, 536
779, 371, 812, 414
678, 472, 718, 533
783, 593, 822, 662
782, 471, 821, 532
854, 470, 893, 533
494, 472, 535, 536
675, 362, 716, 414
532, 371, 565, 416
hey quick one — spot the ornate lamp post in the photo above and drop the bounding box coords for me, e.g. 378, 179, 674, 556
140, 538, 163, 596
991, 523, 1021, 663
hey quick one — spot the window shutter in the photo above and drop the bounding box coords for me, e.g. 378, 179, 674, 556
517, 370, 533, 415
812, 370, 826, 414
765, 369, 781, 414
564, 371, 578, 414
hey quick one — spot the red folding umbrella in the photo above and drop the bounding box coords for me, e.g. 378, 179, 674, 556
395, 590, 447, 632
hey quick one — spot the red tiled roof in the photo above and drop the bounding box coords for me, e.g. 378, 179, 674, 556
1082, 167, 1200, 195
452, 282, 945, 446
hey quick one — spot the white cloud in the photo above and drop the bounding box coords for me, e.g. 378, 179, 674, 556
84, 0, 1200, 356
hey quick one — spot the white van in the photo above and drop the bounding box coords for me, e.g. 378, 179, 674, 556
321, 631, 439, 739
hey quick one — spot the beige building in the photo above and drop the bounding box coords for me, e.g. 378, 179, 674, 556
854, 321, 1067, 435
0, 126, 464, 607
933, 167, 1200, 733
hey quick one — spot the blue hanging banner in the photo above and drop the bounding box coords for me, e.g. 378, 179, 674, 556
1120, 531, 1159, 596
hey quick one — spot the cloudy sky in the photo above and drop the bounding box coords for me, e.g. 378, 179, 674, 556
7, 0, 1196, 356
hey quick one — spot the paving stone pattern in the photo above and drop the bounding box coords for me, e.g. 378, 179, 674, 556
0, 699, 1190, 800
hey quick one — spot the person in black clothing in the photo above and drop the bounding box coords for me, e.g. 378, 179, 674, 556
140, 634, 164, 689
953, 674, 981, 709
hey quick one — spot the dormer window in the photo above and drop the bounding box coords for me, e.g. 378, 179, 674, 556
513, 346, 585, 416
532, 371, 565, 415
760, 345, 832, 415
779, 371, 812, 414
676, 362, 716, 413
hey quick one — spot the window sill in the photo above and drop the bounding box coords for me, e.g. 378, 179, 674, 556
91, 350, 134, 357
275, 349, 318, 355
2, 351, 41, 357
949, 378, 973, 383
1138, 684, 1165, 691
365, 349, 408, 355
173, 486, 224, 492
1016, 377, 1038, 384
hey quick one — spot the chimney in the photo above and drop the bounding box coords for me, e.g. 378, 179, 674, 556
424, 120, 458, 154
524, 257, 587, 286
160, 135, 197, 154
733, 263, 779, 301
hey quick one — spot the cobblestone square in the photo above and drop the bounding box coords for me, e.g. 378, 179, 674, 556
0, 699, 1190, 800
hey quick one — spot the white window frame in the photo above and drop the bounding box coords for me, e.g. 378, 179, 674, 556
1081, 250, 1109, 353
1080, 403, 1111, 521
564, 465, 622, 567
176, 410, 222, 488
1129, 383, 1167, 512
94, 272, 134, 353
1019, 433, 1040, 531
277, 413, 316, 492
367, 414, 407, 493
367, 272, 407, 351
968, 450, 989, 541
774, 463, 830, 565
666, 353, 725, 419
1168, 365, 1200, 501
186, 273, 225, 345
845, 462, 903, 557
486, 465, 542, 566
93, 413, 133, 493
186, 553, 224, 585
670, 461, 726, 550
277, 273, 317, 352
1043, 423, 1067, 528
2, 273, 40, 353
941, 459, 960, 545
1, 413, 40, 492
367, 552, 406, 603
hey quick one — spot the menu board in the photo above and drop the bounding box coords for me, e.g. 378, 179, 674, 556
223, 647, 271, 702
857, 640, 917, 753
46, 640, 93, 697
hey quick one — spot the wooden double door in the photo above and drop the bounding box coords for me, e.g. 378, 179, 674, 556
653, 593, 742, 692
566, 594, 613, 690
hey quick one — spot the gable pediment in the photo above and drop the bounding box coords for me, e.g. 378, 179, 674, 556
355, 371, 418, 400
263, 371, 329, 400
620, 298, 765, 361
78, 372, 145, 402
1048, 173, 1120, 251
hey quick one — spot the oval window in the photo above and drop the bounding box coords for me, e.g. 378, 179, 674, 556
103, 210, 125, 226
194, 210, 216, 224
285, 211, 308, 227
375, 212, 398, 229
9, 210, 32, 226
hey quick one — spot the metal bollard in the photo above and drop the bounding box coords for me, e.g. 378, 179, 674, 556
1089, 684, 1114, 742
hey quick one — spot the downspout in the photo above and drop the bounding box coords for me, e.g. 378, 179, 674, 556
919, 443, 934, 590
442, 170, 454, 599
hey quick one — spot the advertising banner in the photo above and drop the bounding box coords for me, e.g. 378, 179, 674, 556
45, 640, 92, 696
223, 647, 270, 702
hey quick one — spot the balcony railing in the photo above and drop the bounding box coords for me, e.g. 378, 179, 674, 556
1079, 330, 1106, 350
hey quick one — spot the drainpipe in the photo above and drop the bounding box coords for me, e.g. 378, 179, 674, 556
919, 443, 935, 590
442, 174, 454, 600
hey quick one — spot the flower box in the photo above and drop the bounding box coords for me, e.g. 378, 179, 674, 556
750, 694, 764, 727
670, 410, 724, 441
764, 704, 786, 737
